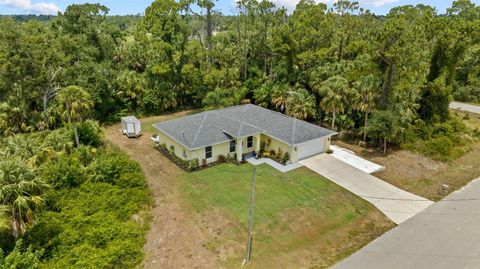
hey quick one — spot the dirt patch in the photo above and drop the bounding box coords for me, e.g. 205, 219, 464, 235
335, 140, 445, 181
105, 111, 222, 269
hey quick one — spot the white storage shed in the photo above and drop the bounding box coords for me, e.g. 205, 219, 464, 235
121, 116, 142, 138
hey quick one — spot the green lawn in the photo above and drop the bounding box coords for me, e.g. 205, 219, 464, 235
178, 163, 393, 268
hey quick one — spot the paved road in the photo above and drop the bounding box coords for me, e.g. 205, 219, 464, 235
450, 101, 480, 114
332, 179, 480, 269
300, 154, 433, 224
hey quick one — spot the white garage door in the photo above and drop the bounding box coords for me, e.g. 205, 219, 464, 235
297, 137, 326, 160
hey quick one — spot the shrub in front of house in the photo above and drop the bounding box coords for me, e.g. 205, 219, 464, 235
217, 155, 226, 163
276, 147, 283, 161
184, 159, 199, 171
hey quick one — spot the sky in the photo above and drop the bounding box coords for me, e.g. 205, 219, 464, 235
0, 0, 478, 16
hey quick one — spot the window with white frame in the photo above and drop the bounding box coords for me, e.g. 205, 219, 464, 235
229, 140, 236, 153
247, 136, 253, 148
205, 146, 212, 159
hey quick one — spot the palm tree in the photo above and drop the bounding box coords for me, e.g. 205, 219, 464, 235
56, 86, 93, 147
352, 75, 379, 141
116, 70, 146, 112
365, 110, 400, 154
316, 76, 349, 130
0, 158, 49, 239
271, 84, 290, 112
202, 88, 233, 110
286, 88, 317, 120
253, 82, 273, 108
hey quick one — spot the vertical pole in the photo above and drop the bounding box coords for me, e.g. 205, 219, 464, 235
243, 167, 256, 266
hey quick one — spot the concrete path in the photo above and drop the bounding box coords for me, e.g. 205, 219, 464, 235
300, 154, 433, 224
332, 179, 480, 269
450, 101, 480, 114
330, 145, 385, 174
247, 157, 303, 173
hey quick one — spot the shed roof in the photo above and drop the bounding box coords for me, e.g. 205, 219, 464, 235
153, 104, 336, 150
121, 116, 140, 124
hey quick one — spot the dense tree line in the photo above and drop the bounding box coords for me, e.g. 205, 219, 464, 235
0, 0, 479, 145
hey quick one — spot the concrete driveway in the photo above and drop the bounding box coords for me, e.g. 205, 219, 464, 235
332, 179, 480, 269
300, 154, 433, 224
450, 101, 480, 114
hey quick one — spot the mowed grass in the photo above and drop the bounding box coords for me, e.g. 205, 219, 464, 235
178, 163, 393, 268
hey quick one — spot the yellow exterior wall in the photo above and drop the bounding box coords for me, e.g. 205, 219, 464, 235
156, 132, 191, 161
261, 134, 293, 162
324, 137, 331, 151
157, 130, 331, 164
190, 141, 234, 164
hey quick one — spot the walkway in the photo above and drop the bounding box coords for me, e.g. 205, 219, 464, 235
246, 157, 303, 173
330, 145, 384, 174
332, 179, 480, 269
300, 154, 433, 224
450, 101, 480, 114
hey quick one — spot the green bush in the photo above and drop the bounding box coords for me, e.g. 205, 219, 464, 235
0, 239, 43, 269
185, 159, 199, 170
43, 154, 86, 189
42, 129, 74, 152
421, 137, 454, 161
453, 85, 480, 103
402, 115, 473, 161
71, 145, 97, 166
87, 149, 146, 188
75, 120, 104, 147
0, 126, 151, 269
26, 182, 150, 269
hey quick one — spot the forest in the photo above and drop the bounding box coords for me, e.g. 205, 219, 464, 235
0, 0, 479, 140
0, 0, 479, 267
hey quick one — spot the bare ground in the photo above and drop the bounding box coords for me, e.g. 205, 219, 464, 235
105, 112, 222, 269
335, 136, 480, 201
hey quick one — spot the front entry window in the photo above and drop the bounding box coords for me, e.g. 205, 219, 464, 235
229, 140, 236, 153
205, 146, 212, 159
247, 136, 253, 148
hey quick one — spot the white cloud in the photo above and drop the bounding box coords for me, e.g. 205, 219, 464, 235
362, 0, 400, 7
0, 0, 61, 14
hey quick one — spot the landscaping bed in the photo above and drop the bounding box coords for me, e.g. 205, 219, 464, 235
154, 143, 244, 172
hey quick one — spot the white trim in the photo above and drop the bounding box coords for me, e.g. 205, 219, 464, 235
292, 133, 337, 147
154, 125, 337, 151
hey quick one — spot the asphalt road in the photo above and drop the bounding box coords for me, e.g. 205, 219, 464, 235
332, 179, 480, 269
450, 101, 480, 114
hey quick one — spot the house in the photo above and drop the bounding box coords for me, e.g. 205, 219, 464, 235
153, 104, 336, 164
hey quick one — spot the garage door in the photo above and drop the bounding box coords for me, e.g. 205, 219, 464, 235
297, 137, 326, 160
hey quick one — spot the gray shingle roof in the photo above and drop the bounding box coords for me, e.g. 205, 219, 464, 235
153, 104, 336, 150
